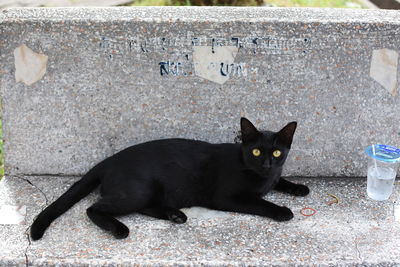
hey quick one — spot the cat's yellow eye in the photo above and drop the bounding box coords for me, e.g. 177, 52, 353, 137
273, 150, 282, 158
252, 148, 261, 157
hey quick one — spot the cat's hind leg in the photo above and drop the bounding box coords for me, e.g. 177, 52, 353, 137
139, 207, 187, 224
86, 197, 144, 239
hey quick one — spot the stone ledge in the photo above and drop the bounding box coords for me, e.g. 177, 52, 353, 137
1, 176, 399, 266
1, 7, 400, 23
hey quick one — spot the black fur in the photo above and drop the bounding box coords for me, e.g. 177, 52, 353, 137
30, 118, 309, 240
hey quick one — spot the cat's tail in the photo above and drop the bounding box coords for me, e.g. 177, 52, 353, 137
30, 164, 102, 241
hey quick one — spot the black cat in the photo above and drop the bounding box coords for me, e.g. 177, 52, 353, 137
30, 117, 309, 240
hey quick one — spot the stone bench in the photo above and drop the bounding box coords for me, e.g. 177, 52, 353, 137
1, 7, 400, 266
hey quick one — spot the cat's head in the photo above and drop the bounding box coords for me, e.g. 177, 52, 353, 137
239, 117, 296, 176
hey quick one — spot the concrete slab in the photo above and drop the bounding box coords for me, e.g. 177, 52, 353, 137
0, 0, 134, 9
1, 8, 400, 178
1, 176, 399, 266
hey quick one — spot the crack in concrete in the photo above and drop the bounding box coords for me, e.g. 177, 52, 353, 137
17, 173, 82, 178
15, 176, 49, 267
21, 178, 49, 206
392, 201, 399, 222
23, 229, 31, 267
354, 236, 362, 263
348, 223, 363, 263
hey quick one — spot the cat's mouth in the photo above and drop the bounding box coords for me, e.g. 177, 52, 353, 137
260, 167, 272, 176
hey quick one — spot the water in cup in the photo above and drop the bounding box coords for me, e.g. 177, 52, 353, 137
365, 144, 400, 201
367, 166, 396, 201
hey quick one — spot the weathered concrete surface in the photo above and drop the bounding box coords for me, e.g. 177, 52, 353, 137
0, 0, 134, 9
1, 7, 400, 177
1, 176, 400, 266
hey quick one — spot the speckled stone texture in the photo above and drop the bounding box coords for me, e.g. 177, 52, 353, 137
1, 176, 400, 266
1, 7, 400, 177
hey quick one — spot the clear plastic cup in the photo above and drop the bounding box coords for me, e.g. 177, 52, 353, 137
365, 145, 400, 201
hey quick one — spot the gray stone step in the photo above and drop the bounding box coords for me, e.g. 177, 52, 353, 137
1, 176, 399, 266
1, 7, 400, 266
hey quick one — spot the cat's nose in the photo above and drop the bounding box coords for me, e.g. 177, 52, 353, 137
263, 159, 271, 168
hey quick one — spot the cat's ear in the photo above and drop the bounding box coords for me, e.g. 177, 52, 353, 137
277, 122, 297, 147
240, 117, 260, 143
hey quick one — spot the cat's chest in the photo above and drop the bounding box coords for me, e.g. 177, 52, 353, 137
241, 169, 281, 195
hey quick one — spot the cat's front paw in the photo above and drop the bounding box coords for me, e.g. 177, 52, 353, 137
168, 210, 187, 224
292, 184, 310, 197
272, 206, 294, 222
